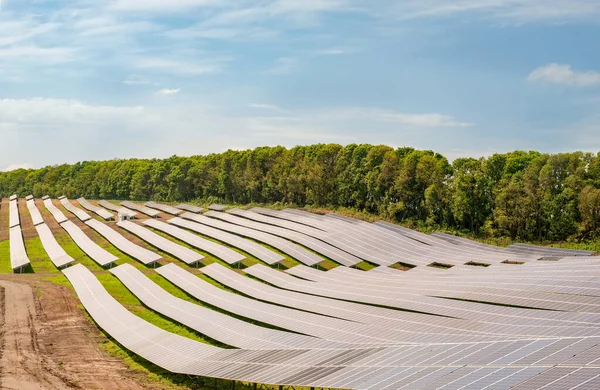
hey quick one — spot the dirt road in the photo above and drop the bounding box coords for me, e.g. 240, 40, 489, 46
0, 277, 157, 390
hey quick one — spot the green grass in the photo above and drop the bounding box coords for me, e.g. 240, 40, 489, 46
0, 240, 11, 273
54, 230, 105, 271
354, 260, 377, 271
316, 259, 339, 270
25, 236, 61, 274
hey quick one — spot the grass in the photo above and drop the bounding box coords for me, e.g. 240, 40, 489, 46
390, 261, 416, 271
428, 262, 453, 269
316, 258, 339, 270
0, 240, 11, 273
353, 260, 377, 271
25, 236, 61, 274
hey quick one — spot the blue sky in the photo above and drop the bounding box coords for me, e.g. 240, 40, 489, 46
1, 0, 600, 170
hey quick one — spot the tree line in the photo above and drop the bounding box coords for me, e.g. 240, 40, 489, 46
1, 144, 600, 241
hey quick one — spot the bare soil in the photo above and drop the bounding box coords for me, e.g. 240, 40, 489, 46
0, 275, 159, 390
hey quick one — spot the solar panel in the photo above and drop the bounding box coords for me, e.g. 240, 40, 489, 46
60, 197, 92, 222
44, 198, 69, 224
98, 200, 138, 219
121, 201, 161, 217
203, 263, 513, 344
157, 263, 409, 346
167, 217, 283, 265
220, 209, 361, 266
77, 198, 114, 220
60, 221, 118, 267
145, 201, 184, 215
35, 223, 75, 268
85, 219, 161, 265
9, 225, 30, 271
208, 204, 228, 211
143, 219, 246, 265
46, 207, 600, 389
117, 220, 203, 265
110, 263, 336, 350
175, 203, 205, 213
9, 199, 20, 228
26, 199, 44, 226
508, 243, 594, 257
187, 212, 323, 266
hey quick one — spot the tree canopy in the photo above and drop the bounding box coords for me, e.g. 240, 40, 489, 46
2, 144, 600, 241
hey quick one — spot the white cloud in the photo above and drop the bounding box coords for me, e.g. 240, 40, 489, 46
527, 63, 600, 87
0, 20, 58, 46
0, 98, 144, 127
316, 48, 347, 55
373, 111, 474, 127
388, 0, 600, 22
265, 57, 297, 75
109, 0, 224, 12
317, 107, 474, 127
3, 163, 33, 172
0, 46, 77, 62
135, 58, 226, 76
248, 103, 284, 111
157, 88, 181, 96
123, 74, 154, 85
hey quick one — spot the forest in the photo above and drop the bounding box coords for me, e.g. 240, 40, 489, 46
1, 144, 600, 242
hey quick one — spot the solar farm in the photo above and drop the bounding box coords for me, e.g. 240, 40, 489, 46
2, 196, 600, 389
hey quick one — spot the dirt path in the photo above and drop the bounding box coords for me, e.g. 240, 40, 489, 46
0, 277, 156, 390
0, 280, 70, 389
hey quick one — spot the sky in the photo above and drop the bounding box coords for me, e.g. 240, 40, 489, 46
1, 0, 600, 170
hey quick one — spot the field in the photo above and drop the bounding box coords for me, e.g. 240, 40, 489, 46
1, 197, 599, 390
0, 198, 314, 389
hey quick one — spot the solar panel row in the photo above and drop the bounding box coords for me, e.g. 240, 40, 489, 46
9, 197, 20, 228
77, 197, 114, 220
117, 220, 203, 265
121, 201, 161, 218
188, 212, 324, 266
175, 203, 205, 213
26, 198, 44, 226
60, 197, 92, 222
143, 219, 246, 265
85, 219, 161, 265
60, 220, 118, 267
221, 209, 362, 266
35, 223, 75, 268
167, 217, 282, 265
44, 198, 68, 224
145, 201, 183, 215
9, 225, 30, 271
98, 200, 137, 219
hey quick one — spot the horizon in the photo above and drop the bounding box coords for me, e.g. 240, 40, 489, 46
1, 1, 600, 170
